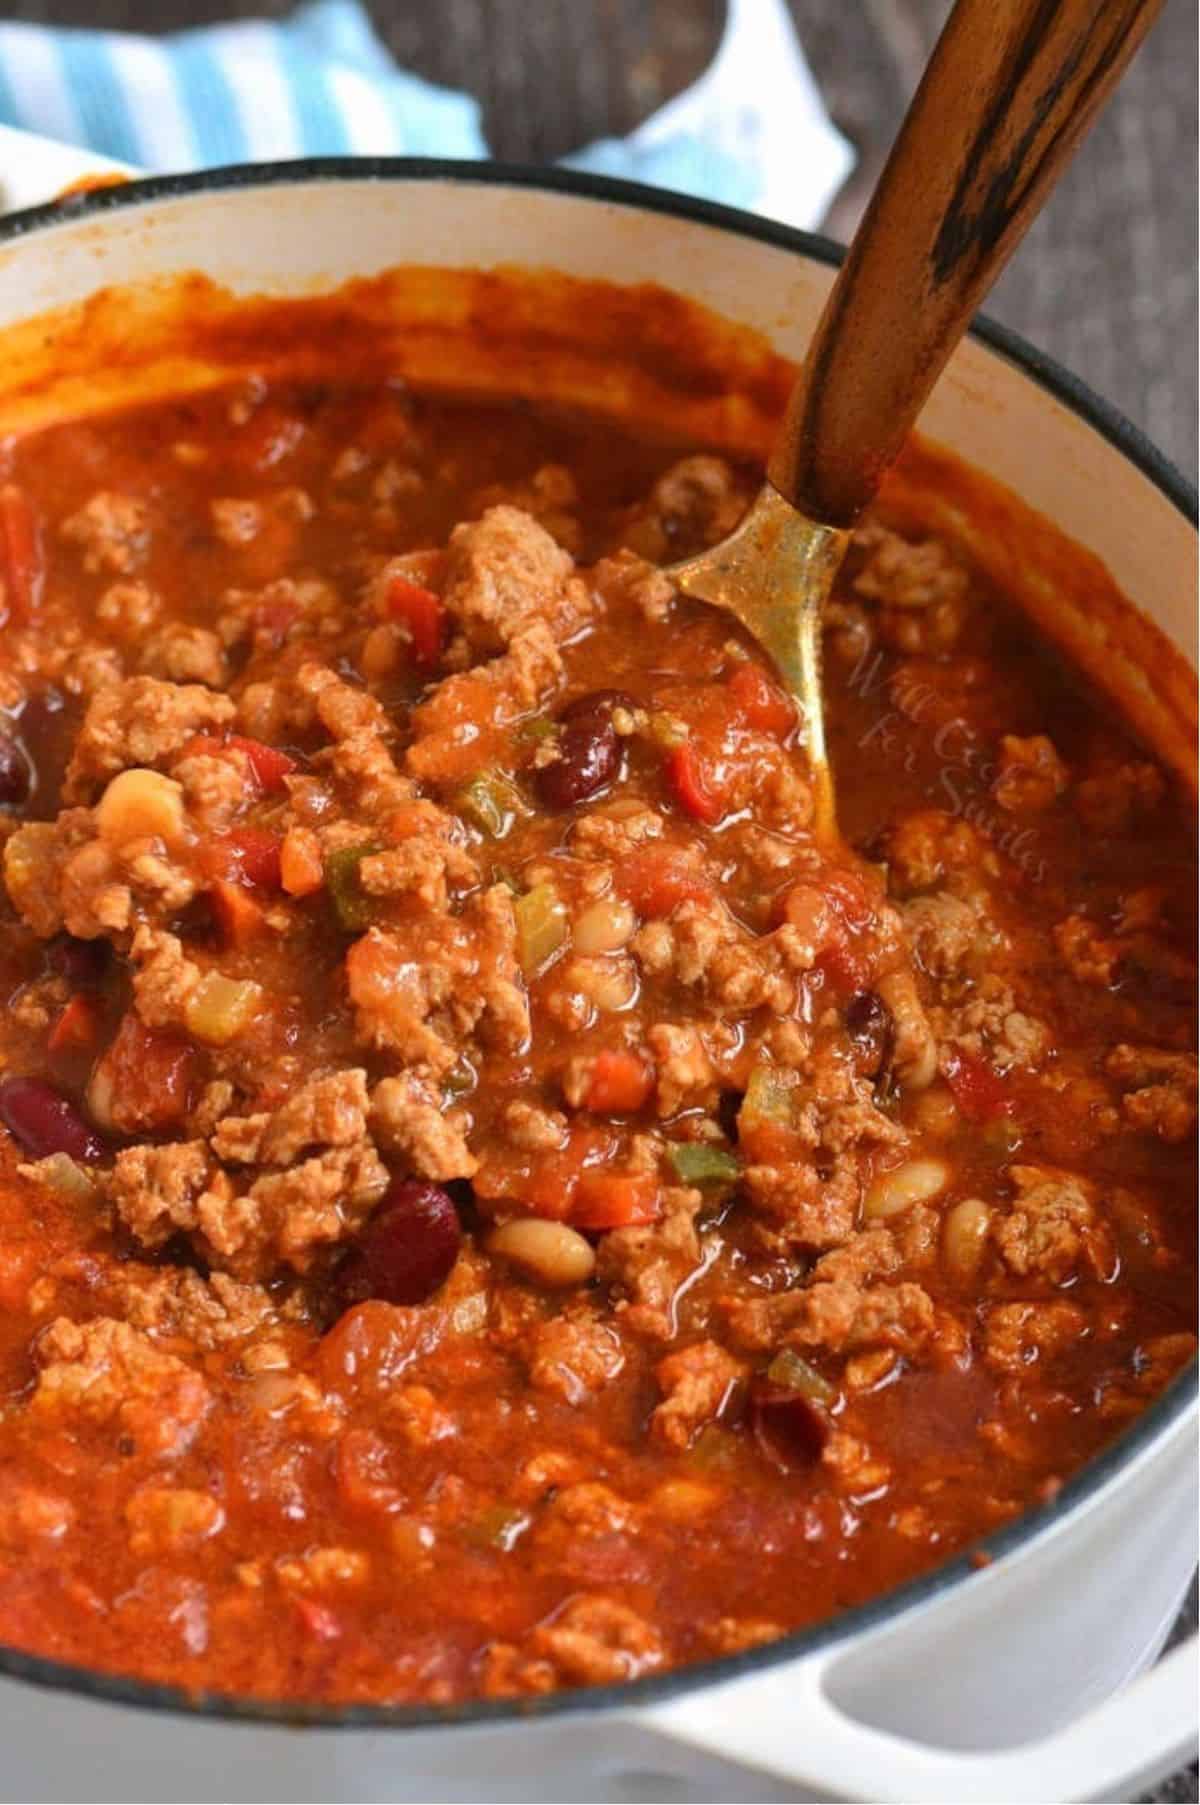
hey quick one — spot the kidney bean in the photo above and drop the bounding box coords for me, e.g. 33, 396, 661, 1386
335, 1178, 462, 1309
0, 1076, 106, 1163
535, 716, 620, 810
0, 731, 30, 808
46, 934, 110, 989
844, 989, 894, 1082
749, 1380, 830, 1472
560, 688, 637, 728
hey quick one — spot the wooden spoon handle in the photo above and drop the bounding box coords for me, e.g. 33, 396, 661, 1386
768, 0, 1163, 527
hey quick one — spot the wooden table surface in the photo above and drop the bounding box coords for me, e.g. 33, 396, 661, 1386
9, 1, 1200, 1797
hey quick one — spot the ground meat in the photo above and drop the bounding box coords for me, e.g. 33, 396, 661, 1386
647, 1023, 715, 1117
105, 1263, 280, 1350
902, 893, 990, 978
293, 662, 414, 818
32, 1316, 210, 1457
125, 1487, 224, 1556
596, 1186, 705, 1340
406, 620, 565, 784
1105, 1044, 1198, 1143
651, 1340, 743, 1448
625, 455, 749, 561
570, 802, 666, 860
528, 1594, 665, 1685
441, 506, 590, 655
370, 1073, 478, 1180
63, 676, 235, 803
632, 898, 792, 1015
221, 577, 344, 662
172, 748, 253, 830
721, 1228, 915, 1354
983, 1300, 1087, 1373
741, 1158, 860, 1253
935, 975, 1050, 1071
1054, 915, 1121, 987
212, 1071, 371, 1166
993, 735, 1069, 814
96, 579, 161, 636
884, 810, 1000, 897
591, 549, 677, 623
60, 491, 151, 574
210, 498, 263, 546
346, 885, 529, 1077
850, 523, 969, 653
61, 645, 126, 699
129, 927, 203, 1028
359, 833, 478, 913
140, 624, 228, 688
993, 1164, 1112, 1284
502, 1100, 568, 1151
108, 1119, 388, 1282
4, 812, 198, 943
526, 1306, 626, 1404
212, 1145, 390, 1280
1073, 761, 1165, 834
106, 1140, 225, 1254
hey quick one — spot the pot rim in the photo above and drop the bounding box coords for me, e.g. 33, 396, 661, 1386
0, 155, 1194, 1732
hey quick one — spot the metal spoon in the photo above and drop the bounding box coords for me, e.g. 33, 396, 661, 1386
672, 0, 1162, 839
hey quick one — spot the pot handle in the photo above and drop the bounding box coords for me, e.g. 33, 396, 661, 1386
642, 1634, 1198, 1803
0, 123, 133, 214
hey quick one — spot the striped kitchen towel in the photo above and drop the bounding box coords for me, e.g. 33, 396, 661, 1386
0, 0, 852, 230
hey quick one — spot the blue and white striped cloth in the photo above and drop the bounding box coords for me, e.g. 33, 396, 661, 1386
0, 0, 853, 230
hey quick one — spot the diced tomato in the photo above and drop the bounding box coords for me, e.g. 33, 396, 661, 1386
943, 1048, 1014, 1122
0, 485, 44, 623
777, 868, 879, 991
203, 829, 284, 891
47, 994, 100, 1056
728, 662, 794, 737
615, 846, 711, 918
230, 736, 297, 793
583, 1050, 654, 1115
210, 878, 268, 947
293, 1599, 342, 1643
823, 867, 879, 934
665, 741, 724, 824
385, 575, 445, 670
94, 1012, 194, 1133
572, 1172, 662, 1230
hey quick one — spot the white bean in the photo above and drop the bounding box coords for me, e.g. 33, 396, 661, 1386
573, 896, 636, 956
488, 1218, 596, 1288
864, 1156, 949, 1220
942, 1197, 993, 1279
96, 767, 185, 846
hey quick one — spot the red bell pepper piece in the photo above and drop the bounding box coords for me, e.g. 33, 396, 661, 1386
665, 742, 724, 824
571, 1171, 661, 1230
385, 575, 445, 670
615, 846, 710, 918
943, 1048, 1014, 1122
0, 485, 44, 623
583, 1050, 654, 1115
728, 662, 795, 737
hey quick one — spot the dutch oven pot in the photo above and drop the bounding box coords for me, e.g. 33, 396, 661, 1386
0, 132, 1195, 1804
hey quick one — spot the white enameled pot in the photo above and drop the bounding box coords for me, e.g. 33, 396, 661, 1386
0, 127, 1195, 1805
